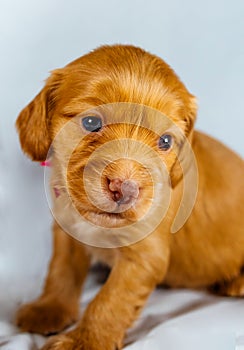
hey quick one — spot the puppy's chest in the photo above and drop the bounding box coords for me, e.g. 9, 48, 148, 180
86, 246, 118, 268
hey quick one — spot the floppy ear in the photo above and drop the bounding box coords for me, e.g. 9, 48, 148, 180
184, 95, 198, 137
171, 94, 198, 185
16, 71, 62, 161
169, 94, 198, 233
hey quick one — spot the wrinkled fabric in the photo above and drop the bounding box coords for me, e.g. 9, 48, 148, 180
1, 276, 244, 350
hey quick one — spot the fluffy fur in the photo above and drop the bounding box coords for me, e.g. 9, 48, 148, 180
16, 45, 244, 350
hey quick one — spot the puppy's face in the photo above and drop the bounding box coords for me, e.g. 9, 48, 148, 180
16, 45, 197, 239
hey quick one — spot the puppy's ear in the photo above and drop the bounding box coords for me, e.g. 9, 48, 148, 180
171, 95, 197, 186
16, 71, 62, 161
170, 95, 198, 233
184, 95, 198, 137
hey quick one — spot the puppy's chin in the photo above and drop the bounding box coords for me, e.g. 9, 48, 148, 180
77, 193, 152, 228
68, 198, 139, 229
83, 212, 135, 229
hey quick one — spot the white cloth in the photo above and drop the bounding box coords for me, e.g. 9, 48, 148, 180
1, 275, 244, 350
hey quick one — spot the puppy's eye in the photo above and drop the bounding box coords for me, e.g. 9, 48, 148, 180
82, 116, 102, 132
158, 134, 173, 151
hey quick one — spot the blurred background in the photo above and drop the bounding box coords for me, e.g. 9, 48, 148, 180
0, 0, 244, 323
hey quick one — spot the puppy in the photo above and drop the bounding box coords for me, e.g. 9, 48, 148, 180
16, 45, 244, 350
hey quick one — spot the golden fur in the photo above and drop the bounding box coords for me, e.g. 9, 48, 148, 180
16, 45, 244, 350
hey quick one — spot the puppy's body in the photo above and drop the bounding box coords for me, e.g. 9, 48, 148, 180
16, 45, 244, 350
166, 131, 244, 288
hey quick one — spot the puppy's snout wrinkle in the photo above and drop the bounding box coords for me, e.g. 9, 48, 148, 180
108, 178, 139, 205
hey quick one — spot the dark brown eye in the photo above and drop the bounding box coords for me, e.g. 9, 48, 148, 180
82, 116, 102, 132
158, 134, 173, 151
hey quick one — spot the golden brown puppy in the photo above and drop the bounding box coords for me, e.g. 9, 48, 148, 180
16, 45, 244, 350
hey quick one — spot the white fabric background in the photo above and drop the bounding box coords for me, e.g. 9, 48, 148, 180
0, 0, 244, 349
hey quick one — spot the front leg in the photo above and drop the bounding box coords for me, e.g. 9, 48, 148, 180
43, 233, 169, 350
16, 221, 90, 335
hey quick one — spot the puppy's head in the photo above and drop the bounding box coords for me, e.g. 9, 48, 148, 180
16, 45, 197, 240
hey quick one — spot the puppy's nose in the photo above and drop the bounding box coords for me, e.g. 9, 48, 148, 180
108, 178, 139, 205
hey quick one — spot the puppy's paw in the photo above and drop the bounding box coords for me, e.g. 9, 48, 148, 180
42, 334, 75, 350
16, 298, 78, 335
42, 331, 121, 350
219, 281, 244, 297
211, 274, 244, 297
